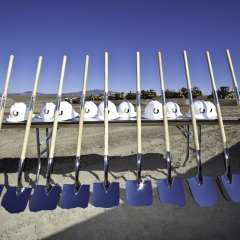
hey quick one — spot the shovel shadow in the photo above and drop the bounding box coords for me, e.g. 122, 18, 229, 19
0, 153, 166, 187
1, 141, 240, 188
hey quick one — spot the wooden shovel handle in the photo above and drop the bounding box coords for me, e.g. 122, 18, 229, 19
136, 52, 142, 154
206, 51, 227, 149
226, 49, 239, 90
49, 55, 67, 159
76, 55, 89, 157
183, 50, 200, 151
157, 52, 170, 152
0, 55, 14, 129
104, 52, 109, 157
20, 56, 43, 161
226, 49, 240, 104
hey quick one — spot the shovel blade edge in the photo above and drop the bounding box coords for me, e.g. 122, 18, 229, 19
29, 185, 61, 212
187, 176, 218, 207
59, 184, 90, 209
218, 174, 240, 203
126, 180, 153, 206
1, 186, 32, 213
92, 182, 119, 208
157, 177, 185, 207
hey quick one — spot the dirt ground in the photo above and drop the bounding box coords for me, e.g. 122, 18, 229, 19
0, 104, 240, 239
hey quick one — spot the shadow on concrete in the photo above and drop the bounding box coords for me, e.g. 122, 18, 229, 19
41, 186, 240, 240
1, 141, 240, 185
0, 153, 167, 187
1, 143, 240, 239
40, 141, 240, 240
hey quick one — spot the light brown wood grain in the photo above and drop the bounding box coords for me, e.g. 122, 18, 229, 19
76, 55, 89, 157
20, 56, 42, 161
206, 51, 227, 149
104, 52, 109, 156
157, 52, 170, 152
183, 50, 200, 151
49, 56, 67, 158
0, 55, 14, 129
136, 51, 142, 154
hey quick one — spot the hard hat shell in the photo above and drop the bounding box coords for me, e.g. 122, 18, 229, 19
38, 101, 78, 122
118, 101, 136, 120
83, 101, 98, 120
142, 100, 163, 120
205, 101, 217, 119
58, 101, 79, 121
166, 101, 183, 119
187, 100, 217, 120
39, 102, 56, 122
187, 100, 206, 119
97, 100, 119, 120
7, 102, 27, 122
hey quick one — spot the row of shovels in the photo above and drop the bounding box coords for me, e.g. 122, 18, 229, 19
0, 50, 240, 213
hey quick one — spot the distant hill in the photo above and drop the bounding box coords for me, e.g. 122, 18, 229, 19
62, 89, 104, 97
8, 91, 55, 97
4, 89, 105, 97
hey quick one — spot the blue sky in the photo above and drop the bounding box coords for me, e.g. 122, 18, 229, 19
0, 0, 240, 94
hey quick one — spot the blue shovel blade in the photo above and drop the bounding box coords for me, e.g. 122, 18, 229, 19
157, 177, 185, 207
187, 176, 218, 207
126, 180, 153, 206
29, 185, 61, 212
0, 185, 4, 196
219, 174, 240, 203
1, 186, 32, 213
59, 184, 90, 209
92, 182, 119, 208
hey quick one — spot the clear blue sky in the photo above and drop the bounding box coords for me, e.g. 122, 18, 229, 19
0, 0, 240, 94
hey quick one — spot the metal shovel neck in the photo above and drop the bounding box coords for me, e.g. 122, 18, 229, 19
74, 156, 81, 187
165, 151, 172, 186
104, 155, 110, 189
17, 158, 25, 189
46, 157, 54, 190
137, 153, 142, 185
195, 149, 203, 185
223, 148, 232, 184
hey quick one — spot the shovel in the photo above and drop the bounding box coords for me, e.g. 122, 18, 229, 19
207, 51, 240, 202
29, 56, 67, 212
126, 52, 153, 206
156, 52, 185, 207
59, 55, 90, 209
2, 56, 42, 213
183, 50, 218, 207
0, 55, 14, 194
92, 52, 119, 208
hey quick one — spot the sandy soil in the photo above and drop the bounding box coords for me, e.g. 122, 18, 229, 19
0, 105, 240, 239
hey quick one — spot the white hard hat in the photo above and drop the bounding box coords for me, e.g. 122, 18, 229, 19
97, 100, 119, 120
118, 101, 136, 120
39, 102, 56, 122
6, 102, 27, 122
142, 100, 163, 120
187, 100, 206, 119
38, 101, 78, 122
205, 101, 217, 119
83, 101, 98, 120
187, 100, 214, 119
166, 102, 183, 119
58, 101, 79, 121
